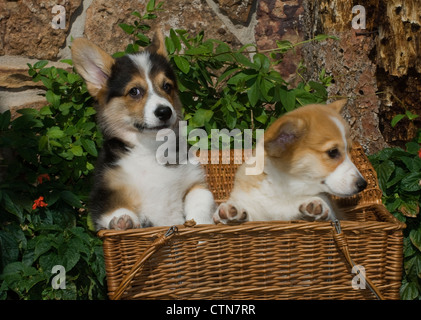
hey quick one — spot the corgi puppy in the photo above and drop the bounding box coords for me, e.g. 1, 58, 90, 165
71, 32, 215, 230
213, 100, 367, 224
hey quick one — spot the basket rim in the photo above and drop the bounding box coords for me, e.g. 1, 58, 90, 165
97, 204, 406, 239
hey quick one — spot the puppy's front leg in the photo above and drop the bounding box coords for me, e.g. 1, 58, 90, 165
184, 184, 215, 225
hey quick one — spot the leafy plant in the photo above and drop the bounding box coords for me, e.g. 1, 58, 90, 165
368, 130, 421, 300
165, 31, 334, 146
388, 92, 420, 128
0, 61, 106, 299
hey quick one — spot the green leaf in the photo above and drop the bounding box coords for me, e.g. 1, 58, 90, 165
45, 90, 60, 108
0, 231, 20, 267
81, 138, 98, 157
405, 110, 419, 120
59, 240, 81, 271
47, 126, 64, 139
38, 135, 48, 151
376, 160, 395, 192
410, 228, 421, 252
135, 33, 150, 46
279, 89, 296, 112
400, 281, 419, 300
233, 52, 256, 69
165, 36, 175, 54
170, 29, 181, 52
192, 109, 214, 127
255, 111, 268, 124
401, 156, 421, 173
59, 59, 73, 66
173, 55, 190, 74
227, 71, 255, 86
119, 23, 135, 34
308, 81, 328, 99
146, 0, 156, 12
400, 200, 419, 218
2, 193, 23, 221
405, 142, 421, 155
60, 191, 82, 208
276, 40, 293, 52
0, 110, 11, 130
405, 254, 421, 280
259, 78, 275, 102
391, 114, 406, 127
253, 53, 270, 73
217, 67, 240, 85
34, 236, 53, 261
70, 145, 83, 157
34, 60, 49, 69
295, 89, 320, 105
247, 79, 260, 107
67, 73, 80, 84
400, 172, 421, 192
39, 106, 53, 116
386, 166, 406, 188
184, 46, 211, 56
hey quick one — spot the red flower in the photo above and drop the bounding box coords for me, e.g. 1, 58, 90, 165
37, 173, 51, 184
32, 196, 48, 210
418, 148, 421, 159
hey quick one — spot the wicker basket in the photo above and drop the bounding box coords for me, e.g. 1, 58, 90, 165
98, 143, 405, 300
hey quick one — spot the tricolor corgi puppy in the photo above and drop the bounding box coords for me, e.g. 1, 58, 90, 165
213, 100, 367, 224
71, 32, 215, 230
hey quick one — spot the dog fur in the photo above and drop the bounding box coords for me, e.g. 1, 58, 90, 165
213, 100, 367, 224
71, 32, 215, 230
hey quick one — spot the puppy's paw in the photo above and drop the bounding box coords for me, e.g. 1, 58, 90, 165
109, 214, 140, 230
213, 202, 248, 224
299, 198, 331, 221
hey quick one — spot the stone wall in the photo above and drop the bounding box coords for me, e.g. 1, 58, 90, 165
0, 0, 419, 154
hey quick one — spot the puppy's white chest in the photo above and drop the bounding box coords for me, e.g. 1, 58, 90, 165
117, 147, 204, 225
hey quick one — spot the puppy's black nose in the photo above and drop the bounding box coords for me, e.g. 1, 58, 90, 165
154, 105, 172, 121
356, 178, 368, 192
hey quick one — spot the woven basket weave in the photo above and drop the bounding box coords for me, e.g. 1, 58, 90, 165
98, 143, 405, 300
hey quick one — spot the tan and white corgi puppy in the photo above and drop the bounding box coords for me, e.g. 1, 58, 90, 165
71, 32, 215, 230
213, 100, 367, 224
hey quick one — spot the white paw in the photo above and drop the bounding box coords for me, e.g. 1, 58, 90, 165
213, 202, 248, 224
299, 197, 331, 221
108, 214, 141, 230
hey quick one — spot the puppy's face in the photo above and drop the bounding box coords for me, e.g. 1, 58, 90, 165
264, 100, 367, 197
71, 33, 181, 142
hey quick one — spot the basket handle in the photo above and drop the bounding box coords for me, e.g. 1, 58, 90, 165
111, 226, 178, 300
331, 220, 384, 300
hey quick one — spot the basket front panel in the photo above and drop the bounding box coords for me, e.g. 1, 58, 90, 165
103, 222, 401, 300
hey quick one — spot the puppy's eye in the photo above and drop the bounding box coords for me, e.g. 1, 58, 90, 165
128, 87, 143, 98
327, 148, 340, 159
162, 82, 172, 93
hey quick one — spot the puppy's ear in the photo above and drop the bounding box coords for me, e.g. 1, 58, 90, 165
71, 38, 114, 99
327, 99, 347, 113
264, 117, 306, 157
146, 30, 167, 57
